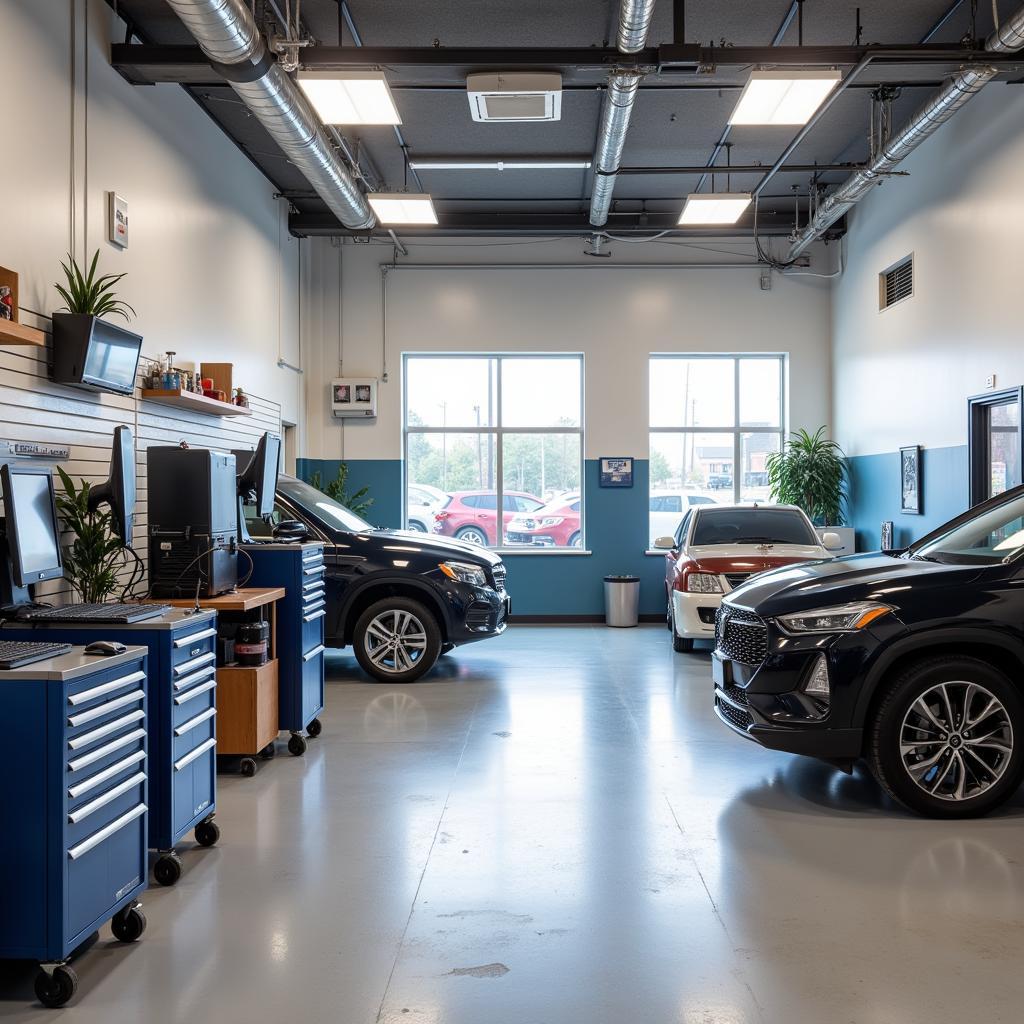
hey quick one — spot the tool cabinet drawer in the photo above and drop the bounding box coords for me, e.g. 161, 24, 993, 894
301, 646, 325, 719
171, 630, 217, 672
171, 671, 216, 728
65, 769, 147, 850
172, 706, 216, 760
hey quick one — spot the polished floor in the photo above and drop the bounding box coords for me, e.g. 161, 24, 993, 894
3, 625, 1024, 1022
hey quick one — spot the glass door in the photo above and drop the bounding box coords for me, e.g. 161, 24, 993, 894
969, 388, 1024, 505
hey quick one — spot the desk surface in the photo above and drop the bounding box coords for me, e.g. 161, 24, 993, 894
148, 587, 286, 612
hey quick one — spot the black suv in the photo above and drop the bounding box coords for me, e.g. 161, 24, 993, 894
245, 475, 510, 683
713, 485, 1024, 818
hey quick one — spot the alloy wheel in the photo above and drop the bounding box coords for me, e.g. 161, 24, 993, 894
899, 680, 1014, 802
364, 609, 429, 675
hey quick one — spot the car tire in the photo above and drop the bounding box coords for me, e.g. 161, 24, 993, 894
353, 597, 442, 684
666, 591, 673, 632
867, 655, 1024, 818
408, 520, 427, 532
668, 598, 694, 653
568, 531, 582, 548
456, 526, 489, 546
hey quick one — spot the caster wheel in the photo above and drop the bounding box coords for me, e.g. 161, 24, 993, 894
154, 853, 182, 887
288, 733, 308, 756
35, 965, 78, 1008
306, 718, 323, 738
194, 818, 220, 848
111, 905, 146, 943
260, 742, 276, 760
240, 757, 258, 777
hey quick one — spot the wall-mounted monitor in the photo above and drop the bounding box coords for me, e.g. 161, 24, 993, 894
0, 464, 63, 588
52, 315, 143, 396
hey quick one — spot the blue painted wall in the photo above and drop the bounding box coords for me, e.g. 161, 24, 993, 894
847, 445, 969, 551
297, 457, 668, 617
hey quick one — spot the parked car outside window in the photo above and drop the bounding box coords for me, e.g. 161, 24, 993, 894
433, 490, 544, 547
506, 492, 582, 548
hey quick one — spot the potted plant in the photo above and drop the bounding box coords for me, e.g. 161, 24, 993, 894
765, 427, 854, 553
54, 468, 132, 603
51, 250, 143, 395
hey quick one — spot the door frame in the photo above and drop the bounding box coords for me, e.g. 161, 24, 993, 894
968, 386, 1024, 506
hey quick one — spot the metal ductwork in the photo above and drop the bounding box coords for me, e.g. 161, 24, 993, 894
788, 5, 1024, 259
164, 0, 375, 230
589, 0, 656, 227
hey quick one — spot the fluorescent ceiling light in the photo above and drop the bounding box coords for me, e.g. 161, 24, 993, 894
678, 193, 752, 226
368, 193, 438, 225
296, 70, 401, 125
729, 69, 841, 126
409, 159, 591, 171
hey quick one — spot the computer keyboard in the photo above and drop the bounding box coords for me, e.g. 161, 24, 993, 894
19, 603, 171, 625
0, 640, 74, 670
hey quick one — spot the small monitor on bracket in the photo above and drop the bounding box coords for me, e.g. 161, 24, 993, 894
89, 425, 136, 543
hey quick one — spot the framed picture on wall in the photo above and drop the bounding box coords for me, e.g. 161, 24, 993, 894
900, 445, 922, 514
600, 457, 633, 488
881, 520, 894, 550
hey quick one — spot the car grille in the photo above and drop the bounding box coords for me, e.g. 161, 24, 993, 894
724, 572, 752, 590
723, 682, 749, 706
715, 606, 769, 666
715, 693, 754, 731
491, 563, 507, 593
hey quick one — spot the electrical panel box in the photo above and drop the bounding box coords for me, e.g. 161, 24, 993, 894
331, 378, 378, 419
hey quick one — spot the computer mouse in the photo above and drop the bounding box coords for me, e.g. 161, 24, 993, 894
84, 640, 128, 656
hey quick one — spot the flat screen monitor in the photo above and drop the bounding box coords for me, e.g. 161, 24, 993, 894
0, 465, 63, 588
52, 317, 143, 396
237, 434, 281, 519
89, 425, 135, 542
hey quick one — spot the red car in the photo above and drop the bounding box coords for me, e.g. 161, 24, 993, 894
433, 490, 544, 546
506, 493, 582, 547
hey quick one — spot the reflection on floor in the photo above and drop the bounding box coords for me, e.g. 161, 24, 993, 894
2, 625, 1022, 1023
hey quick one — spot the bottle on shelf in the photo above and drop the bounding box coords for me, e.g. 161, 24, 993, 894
233, 387, 249, 408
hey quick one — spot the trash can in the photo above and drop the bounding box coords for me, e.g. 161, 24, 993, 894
604, 574, 640, 628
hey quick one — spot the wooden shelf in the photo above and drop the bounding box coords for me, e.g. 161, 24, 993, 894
141, 388, 253, 416
0, 320, 46, 348
149, 586, 285, 612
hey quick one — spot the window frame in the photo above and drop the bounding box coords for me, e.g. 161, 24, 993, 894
649, 353, 786, 506
403, 353, 586, 551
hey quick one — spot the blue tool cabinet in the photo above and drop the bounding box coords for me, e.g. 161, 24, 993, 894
2, 609, 220, 888
0, 646, 150, 1007
243, 542, 326, 755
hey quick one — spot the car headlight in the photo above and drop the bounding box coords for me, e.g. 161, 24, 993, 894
777, 601, 892, 634
439, 561, 488, 587
686, 572, 723, 594
541, 517, 564, 527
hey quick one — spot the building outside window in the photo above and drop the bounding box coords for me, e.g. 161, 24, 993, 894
648, 354, 785, 543
404, 354, 584, 549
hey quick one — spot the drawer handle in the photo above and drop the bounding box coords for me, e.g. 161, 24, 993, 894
303, 567, 325, 577
302, 599, 326, 615
67, 671, 146, 707
173, 627, 218, 648
68, 689, 145, 729
67, 729, 147, 773
303, 587, 326, 602
173, 651, 216, 677
174, 707, 217, 736
173, 679, 216, 706
302, 644, 326, 663
68, 803, 147, 861
68, 710, 145, 750
174, 737, 217, 772
303, 609, 326, 624
68, 772, 147, 824
173, 667, 217, 692
69, 750, 147, 799
302, 579, 322, 592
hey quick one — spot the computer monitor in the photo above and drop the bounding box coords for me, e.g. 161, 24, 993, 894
0, 464, 63, 588
239, 433, 281, 519
89, 425, 135, 542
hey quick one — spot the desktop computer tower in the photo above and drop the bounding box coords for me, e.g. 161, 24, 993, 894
147, 447, 238, 598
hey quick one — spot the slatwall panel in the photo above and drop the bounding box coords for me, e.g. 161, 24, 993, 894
0, 332, 281, 605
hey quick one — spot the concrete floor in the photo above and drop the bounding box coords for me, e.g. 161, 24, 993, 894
3, 624, 1024, 1022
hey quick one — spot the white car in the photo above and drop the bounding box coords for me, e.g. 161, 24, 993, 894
406, 484, 449, 532
655, 503, 841, 652
649, 490, 717, 546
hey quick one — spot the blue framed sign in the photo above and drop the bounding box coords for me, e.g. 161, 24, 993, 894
600, 457, 633, 488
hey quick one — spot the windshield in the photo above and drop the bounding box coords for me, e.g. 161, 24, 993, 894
279, 476, 374, 534
690, 508, 818, 547
910, 491, 1024, 565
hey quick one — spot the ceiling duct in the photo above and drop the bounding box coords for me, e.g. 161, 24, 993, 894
164, 0, 375, 230
589, 0, 656, 227
787, 4, 1024, 259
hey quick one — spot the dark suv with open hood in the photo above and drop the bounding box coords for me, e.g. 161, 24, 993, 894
246, 475, 510, 683
713, 485, 1024, 818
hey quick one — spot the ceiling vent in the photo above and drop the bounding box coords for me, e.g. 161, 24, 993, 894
879, 255, 914, 310
466, 73, 563, 122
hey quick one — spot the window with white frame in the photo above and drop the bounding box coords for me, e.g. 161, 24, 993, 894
404, 355, 584, 549
648, 354, 785, 544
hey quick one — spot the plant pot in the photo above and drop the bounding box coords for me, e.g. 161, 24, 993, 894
51, 313, 143, 396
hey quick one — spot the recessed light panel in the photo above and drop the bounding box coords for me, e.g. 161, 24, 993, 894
367, 193, 438, 225
297, 71, 402, 125
729, 69, 841, 126
678, 193, 753, 225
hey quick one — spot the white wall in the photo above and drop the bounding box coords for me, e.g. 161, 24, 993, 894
832, 84, 1024, 458
303, 237, 833, 462
2, 0, 303, 427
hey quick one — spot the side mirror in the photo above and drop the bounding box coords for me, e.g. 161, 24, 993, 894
274, 519, 310, 541
821, 531, 842, 551
653, 536, 676, 550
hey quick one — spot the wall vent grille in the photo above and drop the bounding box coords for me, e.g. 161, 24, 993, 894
880, 255, 914, 310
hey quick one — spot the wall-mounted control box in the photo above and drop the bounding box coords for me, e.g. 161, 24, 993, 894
331, 378, 378, 419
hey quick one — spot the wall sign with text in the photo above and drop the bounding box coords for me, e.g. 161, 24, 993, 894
600, 457, 633, 488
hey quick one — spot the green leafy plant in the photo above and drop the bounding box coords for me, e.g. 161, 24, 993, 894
307, 463, 373, 517
765, 427, 848, 526
55, 250, 136, 321
54, 468, 128, 603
